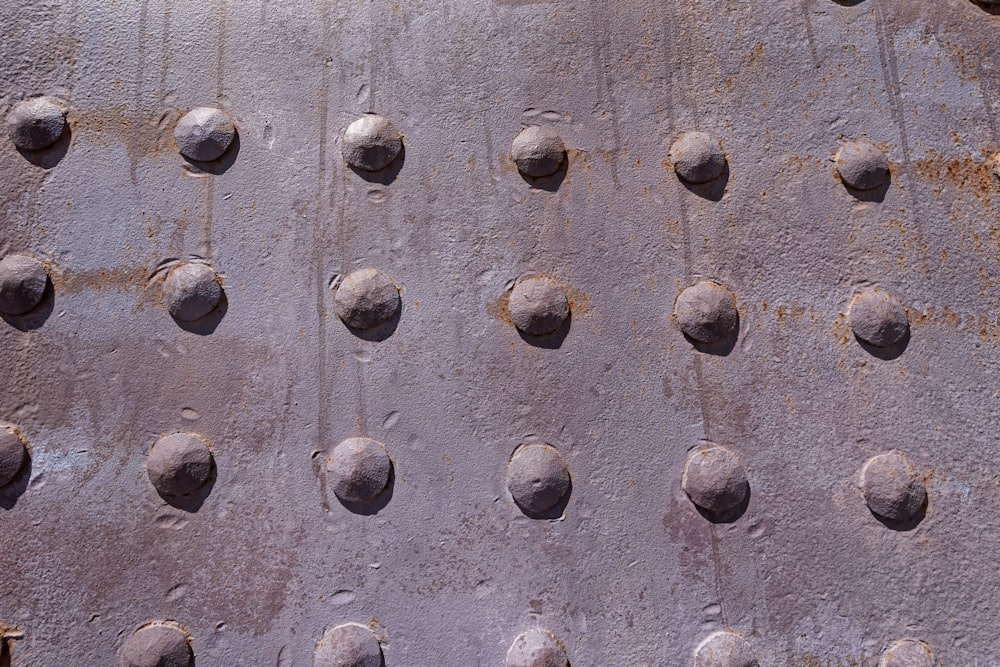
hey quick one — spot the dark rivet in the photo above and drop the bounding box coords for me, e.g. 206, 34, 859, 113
175, 107, 236, 162
342, 115, 403, 172
835, 140, 890, 191
675, 280, 738, 345
6, 97, 66, 151
861, 450, 926, 523
682, 446, 749, 516
0, 425, 27, 489
511, 126, 566, 178
314, 622, 383, 667
327, 437, 391, 503
0, 254, 48, 316
506, 444, 570, 516
505, 629, 569, 667
670, 131, 726, 184
508, 276, 569, 336
694, 631, 757, 667
333, 268, 401, 330
163, 262, 222, 322
147, 433, 213, 497
848, 288, 908, 348
120, 622, 193, 667
879, 639, 934, 667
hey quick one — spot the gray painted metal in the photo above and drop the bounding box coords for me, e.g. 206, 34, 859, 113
0, 1, 998, 665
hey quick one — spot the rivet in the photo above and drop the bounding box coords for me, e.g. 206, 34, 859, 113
0, 254, 48, 316
505, 629, 569, 667
342, 115, 403, 172
879, 639, 934, 667
332, 268, 401, 331
163, 262, 222, 323
175, 107, 236, 162
694, 631, 758, 667
848, 288, 908, 348
835, 140, 890, 191
860, 450, 926, 523
511, 126, 566, 178
0, 425, 28, 489
327, 437, 391, 503
508, 276, 570, 336
675, 280, 738, 345
314, 622, 383, 667
506, 443, 570, 517
682, 446, 750, 517
120, 622, 193, 667
147, 433, 213, 497
6, 97, 66, 151
990, 152, 1000, 186
670, 131, 726, 184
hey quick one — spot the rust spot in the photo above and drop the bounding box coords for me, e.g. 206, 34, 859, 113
486, 293, 511, 325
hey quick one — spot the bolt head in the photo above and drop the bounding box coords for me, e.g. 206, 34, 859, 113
835, 140, 890, 191
675, 281, 738, 345
342, 115, 403, 172
314, 622, 383, 667
505, 629, 569, 667
333, 268, 400, 330
848, 288, 908, 348
120, 623, 193, 667
694, 631, 758, 667
7, 97, 66, 151
506, 444, 570, 516
163, 262, 222, 322
511, 126, 566, 178
0, 425, 27, 489
147, 433, 213, 497
508, 276, 570, 336
879, 639, 935, 667
0, 254, 48, 316
682, 446, 750, 515
174, 107, 236, 162
327, 437, 391, 503
861, 451, 926, 523
670, 131, 726, 184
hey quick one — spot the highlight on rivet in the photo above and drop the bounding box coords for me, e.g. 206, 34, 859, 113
505, 629, 569, 667
508, 276, 570, 336
674, 280, 738, 345
332, 268, 401, 331
7, 97, 67, 151
175, 106, 237, 161
120, 622, 193, 667
682, 445, 750, 517
835, 140, 890, 191
146, 432, 213, 497
670, 131, 726, 184
511, 126, 566, 178
860, 450, 927, 523
163, 262, 222, 322
879, 639, 935, 667
342, 114, 403, 172
506, 443, 571, 517
0, 424, 28, 489
327, 437, 391, 504
694, 630, 758, 667
848, 288, 908, 348
313, 622, 384, 667
0, 254, 48, 316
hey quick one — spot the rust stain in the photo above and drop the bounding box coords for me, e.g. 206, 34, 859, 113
52, 265, 149, 295
563, 284, 592, 315
486, 293, 512, 325
915, 152, 997, 206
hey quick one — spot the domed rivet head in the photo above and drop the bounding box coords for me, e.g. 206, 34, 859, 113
848, 288, 908, 348
327, 437, 391, 503
694, 631, 758, 667
333, 268, 401, 331
314, 622, 383, 667
506, 443, 571, 516
174, 107, 236, 162
120, 622, 193, 667
835, 140, 890, 191
861, 450, 926, 523
675, 280, 739, 345
670, 131, 726, 184
0, 425, 28, 489
7, 97, 66, 151
879, 639, 935, 667
342, 114, 403, 172
0, 254, 48, 316
990, 152, 1000, 186
511, 126, 566, 178
505, 629, 569, 667
682, 446, 750, 517
508, 276, 570, 336
147, 433, 213, 497
163, 262, 222, 322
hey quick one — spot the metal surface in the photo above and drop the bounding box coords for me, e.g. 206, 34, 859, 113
0, 1, 998, 665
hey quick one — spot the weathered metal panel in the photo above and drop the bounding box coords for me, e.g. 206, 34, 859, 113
0, 1, 998, 665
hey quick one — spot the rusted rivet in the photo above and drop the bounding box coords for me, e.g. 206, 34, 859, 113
508, 276, 569, 336
879, 639, 934, 667
861, 450, 926, 523
175, 107, 236, 162
682, 446, 749, 516
147, 433, 213, 497
342, 114, 403, 172
314, 622, 383, 667
694, 631, 758, 667
511, 126, 566, 178
327, 437, 391, 503
848, 288, 908, 348
163, 262, 222, 322
0, 425, 27, 489
835, 140, 889, 191
333, 268, 401, 330
506, 443, 570, 516
990, 152, 1000, 186
505, 629, 569, 667
121, 622, 193, 667
7, 97, 66, 151
0, 254, 48, 316
670, 131, 726, 184
675, 280, 738, 345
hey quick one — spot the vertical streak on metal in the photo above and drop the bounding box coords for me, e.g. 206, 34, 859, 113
130, 0, 150, 186
315, 2, 332, 465
367, 0, 377, 112
799, 0, 821, 71
587, 4, 623, 189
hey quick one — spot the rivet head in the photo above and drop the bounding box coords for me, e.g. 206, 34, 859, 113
505, 629, 569, 667
0, 425, 27, 489
174, 106, 236, 162
675, 280, 738, 345
682, 446, 750, 516
511, 126, 566, 178
508, 276, 570, 336
120, 622, 193, 667
506, 444, 570, 516
694, 631, 758, 667
990, 152, 1000, 186
342, 115, 403, 172
879, 639, 934, 667
314, 622, 383, 667
861, 451, 926, 523
6, 97, 66, 151
327, 437, 391, 504
835, 140, 890, 191
670, 131, 726, 184
163, 262, 222, 322
333, 268, 401, 331
848, 288, 908, 348
0, 254, 48, 316
147, 433, 213, 497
